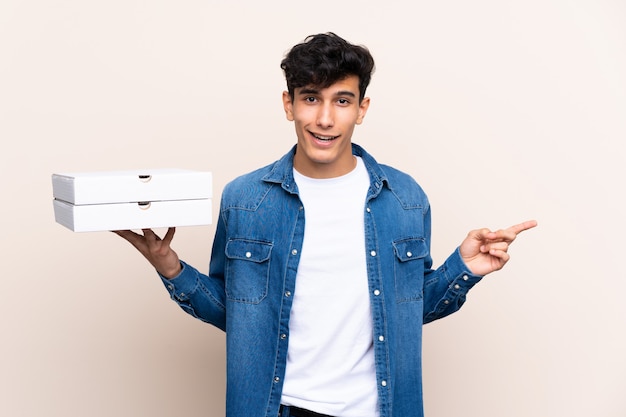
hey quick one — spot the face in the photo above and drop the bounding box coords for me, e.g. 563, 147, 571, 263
282, 75, 370, 179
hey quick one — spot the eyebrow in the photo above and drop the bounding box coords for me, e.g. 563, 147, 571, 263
297, 88, 357, 98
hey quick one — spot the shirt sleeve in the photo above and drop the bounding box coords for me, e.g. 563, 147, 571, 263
158, 209, 229, 331
422, 247, 484, 324
158, 261, 227, 331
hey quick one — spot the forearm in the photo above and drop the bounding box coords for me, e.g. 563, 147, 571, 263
159, 261, 227, 331
423, 248, 483, 324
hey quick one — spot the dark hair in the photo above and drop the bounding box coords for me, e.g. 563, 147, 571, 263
280, 33, 375, 102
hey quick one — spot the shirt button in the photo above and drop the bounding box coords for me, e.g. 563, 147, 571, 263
406, 251, 412, 257
373, 289, 380, 296
444, 300, 450, 305
454, 284, 460, 290
245, 252, 252, 258
281, 334, 287, 340
370, 250, 376, 257
378, 335, 385, 342
292, 249, 298, 255
463, 274, 469, 281
167, 284, 173, 290
274, 377, 280, 383
366, 207, 371, 213
285, 291, 292, 297
381, 380, 387, 387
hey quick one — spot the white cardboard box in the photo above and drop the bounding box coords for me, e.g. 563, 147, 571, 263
52, 169, 212, 232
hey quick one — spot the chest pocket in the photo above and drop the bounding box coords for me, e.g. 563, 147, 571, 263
225, 238, 273, 304
392, 238, 427, 303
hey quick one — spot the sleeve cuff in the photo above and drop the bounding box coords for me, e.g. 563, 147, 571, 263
159, 261, 198, 302
443, 247, 484, 293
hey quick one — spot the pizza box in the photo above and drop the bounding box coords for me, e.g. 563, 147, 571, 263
52, 169, 212, 232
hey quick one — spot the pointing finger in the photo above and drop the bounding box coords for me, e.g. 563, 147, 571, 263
479, 220, 537, 244
507, 220, 538, 236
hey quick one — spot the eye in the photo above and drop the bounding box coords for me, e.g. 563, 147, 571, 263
337, 98, 350, 105
304, 96, 317, 103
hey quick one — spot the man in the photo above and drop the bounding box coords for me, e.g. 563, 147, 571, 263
116, 33, 536, 417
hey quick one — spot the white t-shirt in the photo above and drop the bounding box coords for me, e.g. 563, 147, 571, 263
281, 157, 379, 417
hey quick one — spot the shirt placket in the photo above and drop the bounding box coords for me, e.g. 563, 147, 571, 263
266, 197, 305, 416
365, 200, 392, 417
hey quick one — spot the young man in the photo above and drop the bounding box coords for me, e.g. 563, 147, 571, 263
116, 33, 536, 417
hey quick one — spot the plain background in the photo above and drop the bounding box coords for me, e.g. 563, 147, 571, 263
1, 0, 625, 416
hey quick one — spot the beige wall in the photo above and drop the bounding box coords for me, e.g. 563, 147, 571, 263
2, 0, 625, 416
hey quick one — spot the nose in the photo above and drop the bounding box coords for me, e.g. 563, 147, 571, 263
316, 102, 334, 128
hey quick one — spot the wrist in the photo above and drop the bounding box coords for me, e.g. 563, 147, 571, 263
159, 261, 182, 279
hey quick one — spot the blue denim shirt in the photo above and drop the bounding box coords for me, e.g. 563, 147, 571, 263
161, 144, 483, 417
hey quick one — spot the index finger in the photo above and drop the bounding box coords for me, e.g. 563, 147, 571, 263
112, 229, 143, 244
507, 220, 538, 236
112, 229, 149, 253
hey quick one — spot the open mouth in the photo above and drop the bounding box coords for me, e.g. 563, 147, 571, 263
311, 132, 340, 142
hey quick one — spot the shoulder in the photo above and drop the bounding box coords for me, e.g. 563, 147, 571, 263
225, 163, 273, 190
354, 143, 427, 199
380, 164, 423, 189
379, 164, 429, 209
220, 162, 279, 210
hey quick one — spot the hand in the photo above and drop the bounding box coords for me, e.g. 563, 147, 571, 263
113, 227, 182, 279
459, 220, 537, 276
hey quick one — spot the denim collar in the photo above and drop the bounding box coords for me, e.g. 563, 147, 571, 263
262, 143, 389, 195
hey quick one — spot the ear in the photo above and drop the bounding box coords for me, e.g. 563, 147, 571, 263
356, 97, 371, 125
282, 91, 294, 121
